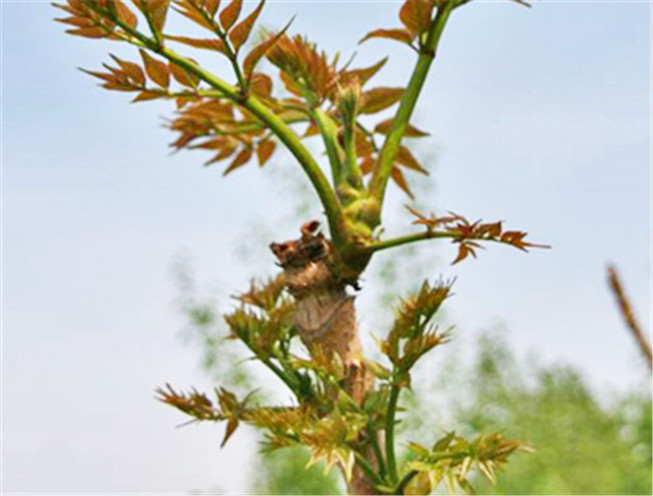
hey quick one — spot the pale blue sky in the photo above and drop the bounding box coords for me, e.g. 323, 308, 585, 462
2, 0, 651, 493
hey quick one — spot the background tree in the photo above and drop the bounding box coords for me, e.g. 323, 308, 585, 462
55, 0, 548, 493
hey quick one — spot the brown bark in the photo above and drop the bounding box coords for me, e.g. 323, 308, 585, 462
271, 221, 378, 495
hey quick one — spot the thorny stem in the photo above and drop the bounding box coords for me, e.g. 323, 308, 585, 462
368, 2, 454, 211
88, 5, 348, 248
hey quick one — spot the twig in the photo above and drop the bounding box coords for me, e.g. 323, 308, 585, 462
607, 264, 652, 369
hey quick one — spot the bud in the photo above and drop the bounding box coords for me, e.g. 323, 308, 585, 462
336, 77, 362, 125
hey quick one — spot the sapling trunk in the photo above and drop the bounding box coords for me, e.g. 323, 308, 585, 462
271, 222, 378, 494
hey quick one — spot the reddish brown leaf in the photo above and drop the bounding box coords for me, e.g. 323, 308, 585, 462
55, 16, 95, 28
303, 122, 320, 137
171, 2, 213, 29
359, 28, 414, 45
391, 166, 414, 198
110, 54, 145, 86
176, 95, 196, 108
223, 146, 252, 175
399, 0, 434, 38
66, 26, 108, 38
115, 1, 138, 28
452, 243, 476, 265
396, 145, 428, 174
219, 0, 243, 31
374, 119, 429, 137
147, 0, 170, 33
139, 49, 170, 88
205, 0, 221, 17
360, 87, 404, 114
242, 18, 292, 79
80, 68, 119, 84
256, 139, 276, 166
220, 417, 239, 447
249, 73, 272, 98
205, 143, 238, 164
229, 0, 264, 51
101, 82, 135, 91
359, 155, 374, 175
340, 57, 387, 87
132, 90, 165, 102
165, 34, 228, 54
169, 61, 199, 88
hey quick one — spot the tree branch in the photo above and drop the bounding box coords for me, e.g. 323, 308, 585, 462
368, 2, 454, 210
367, 230, 457, 253
85, 5, 348, 247
310, 107, 344, 187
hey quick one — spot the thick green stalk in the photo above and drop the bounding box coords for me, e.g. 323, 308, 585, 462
368, 3, 454, 210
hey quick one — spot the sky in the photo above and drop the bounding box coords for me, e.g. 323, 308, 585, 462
1, 0, 651, 493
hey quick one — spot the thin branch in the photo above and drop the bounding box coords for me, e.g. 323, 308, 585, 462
367, 422, 387, 480
385, 383, 400, 484
310, 106, 344, 186
367, 230, 457, 253
607, 264, 652, 369
353, 451, 385, 487
368, 2, 455, 210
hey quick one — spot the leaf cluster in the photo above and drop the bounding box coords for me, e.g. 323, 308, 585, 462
406, 207, 550, 264
402, 432, 532, 494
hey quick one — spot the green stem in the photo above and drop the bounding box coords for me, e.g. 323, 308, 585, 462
310, 107, 344, 186
192, 3, 247, 89
343, 122, 363, 189
367, 423, 387, 480
385, 384, 400, 484
395, 470, 418, 495
368, 2, 454, 209
368, 230, 458, 253
353, 451, 385, 487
